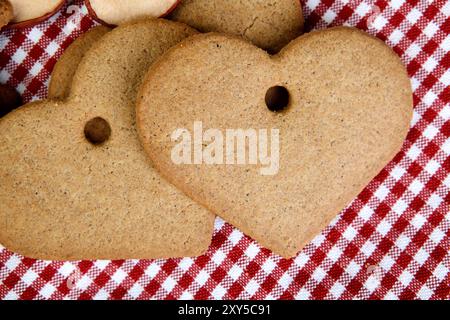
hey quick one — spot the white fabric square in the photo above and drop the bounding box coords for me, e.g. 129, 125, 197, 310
423, 125, 439, 140
399, 270, 413, 286
162, 276, 177, 292
22, 270, 38, 286
406, 8, 422, 24
328, 246, 343, 263
195, 270, 209, 286
427, 193, 443, 209
343, 226, 358, 241
229, 265, 243, 281
393, 199, 408, 215
375, 185, 390, 201
395, 234, 411, 250
391, 166, 406, 180
245, 243, 260, 259
28, 29, 44, 43
145, 263, 160, 279
262, 259, 276, 274
40, 283, 56, 299
12, 48, 27, 65
245, 279, 260, 296
330, 282, 346, 298
406, 144, 421, 161
179, 257, 194, 271
45, 41, 59, 57
312, 267, 327, 282
424, 22, 439, 38
406, 42, 421, 59
377, 219, 392, 237
112, 269, 127, 284
346, 261, 361, 277
409, 179, 424, 195
423, 56, 438, 72
414, 248, 430, 265
278, 273, 293, 290
411, 213, 427, 229
323, 9, 337, 22
211, 285, 226, 299
128, 283, 143, 299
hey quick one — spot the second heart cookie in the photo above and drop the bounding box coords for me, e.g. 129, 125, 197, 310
0, 19, 215, 260
137, 27, 413, 258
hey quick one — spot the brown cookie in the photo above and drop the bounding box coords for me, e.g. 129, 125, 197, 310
0, 19, 215, 261
7, 0, 65, 29
49, 26, 111, 99
137, 27, 413, 258
0, 0, 13, 28
0, 83, 22, 117
170, 0, 304, 52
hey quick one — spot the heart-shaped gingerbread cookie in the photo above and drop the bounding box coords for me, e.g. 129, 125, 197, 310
0, 19, 215, 260
137, 27, 413, 258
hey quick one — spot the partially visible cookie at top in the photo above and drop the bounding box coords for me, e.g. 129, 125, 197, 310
0, 0, 13, 29
86, 0, 180, 26
49, 26, 111, 99
6, 0, 65, 29
169, 0, 304, 52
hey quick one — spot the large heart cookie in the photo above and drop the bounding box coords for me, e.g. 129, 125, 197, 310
0, 19, 215, 260
137, 27, 413, 258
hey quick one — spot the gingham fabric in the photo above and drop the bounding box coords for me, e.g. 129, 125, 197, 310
0, 0, 449, 300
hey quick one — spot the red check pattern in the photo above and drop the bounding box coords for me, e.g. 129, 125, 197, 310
0, 0, 449, 300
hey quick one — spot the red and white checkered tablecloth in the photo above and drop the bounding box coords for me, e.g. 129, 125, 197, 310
0, 0, 449, 300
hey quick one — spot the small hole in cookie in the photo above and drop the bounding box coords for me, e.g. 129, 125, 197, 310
265, 86, 290, 112
84, 117, 111, 145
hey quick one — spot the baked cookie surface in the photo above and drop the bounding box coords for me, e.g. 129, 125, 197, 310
0, 19, 215, 261
49, 26, 111, 99
170, 0, 304, 52
137, 27, 413, 258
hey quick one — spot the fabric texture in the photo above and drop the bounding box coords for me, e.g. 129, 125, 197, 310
0, 0, 449, 300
